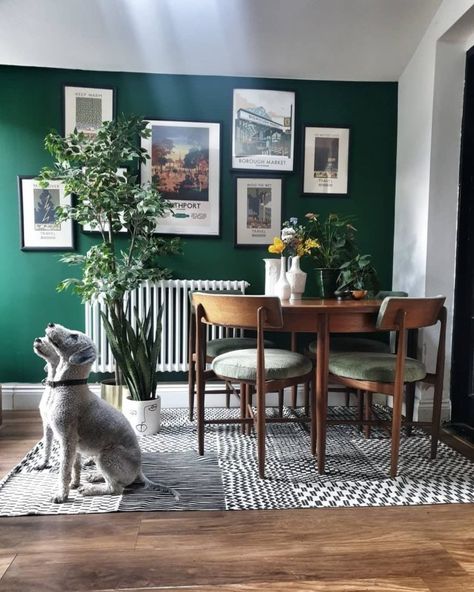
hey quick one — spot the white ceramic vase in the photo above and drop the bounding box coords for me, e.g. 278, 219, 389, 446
274, 256, 291, 300
122, 394, 161, 436
286, 255, 307, 301
263, 258, 282, 296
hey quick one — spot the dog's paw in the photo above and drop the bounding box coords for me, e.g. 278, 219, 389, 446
51, 492, 68, 504
70, 480, 81, 489
82, 457, 96, 467
85, 472, 104, 483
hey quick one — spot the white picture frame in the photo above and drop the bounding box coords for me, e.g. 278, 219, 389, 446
232, 89, 295, 172
235, 176, 282, 247
18, 176, 74, 251
302, 126, 350, 195
63, 85, 115, 137
141, 120, 221, 237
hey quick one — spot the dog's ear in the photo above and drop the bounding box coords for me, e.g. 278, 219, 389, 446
69, 344, 96, 366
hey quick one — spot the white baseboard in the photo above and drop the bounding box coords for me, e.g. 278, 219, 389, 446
1, 383, 451, 422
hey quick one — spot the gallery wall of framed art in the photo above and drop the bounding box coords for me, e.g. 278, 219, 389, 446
2, 64, 397, 382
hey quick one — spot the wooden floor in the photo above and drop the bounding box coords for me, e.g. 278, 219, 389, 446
1, 411, 474, 592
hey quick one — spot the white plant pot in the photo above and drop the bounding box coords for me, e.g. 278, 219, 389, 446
122, 394, 161, 436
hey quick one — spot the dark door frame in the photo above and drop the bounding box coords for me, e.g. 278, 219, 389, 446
451, 45, 474, 431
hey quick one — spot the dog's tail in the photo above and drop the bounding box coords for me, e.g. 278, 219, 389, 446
138, 472, 180, 501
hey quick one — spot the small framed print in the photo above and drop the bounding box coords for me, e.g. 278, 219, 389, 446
232, 89, 295, 172
18, 176, 74, 251
141, 119, 221, 237
234, 176, 282, 247
302, 126, 350, 196
63, 84, 115, 137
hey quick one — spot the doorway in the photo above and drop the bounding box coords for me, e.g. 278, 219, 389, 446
451, 45, 474, 437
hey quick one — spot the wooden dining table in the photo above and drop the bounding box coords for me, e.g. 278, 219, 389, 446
279, 298, 383, 474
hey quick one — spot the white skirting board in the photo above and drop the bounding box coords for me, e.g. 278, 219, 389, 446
1, 382, 451, 422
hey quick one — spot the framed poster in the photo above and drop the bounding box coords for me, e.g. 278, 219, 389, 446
302, 126, 350, 195
18, 176, 74, 251
234, 176, 282, 247
141, 120, 221, 237
63, 85, 115, 137
232, 89, 295, 172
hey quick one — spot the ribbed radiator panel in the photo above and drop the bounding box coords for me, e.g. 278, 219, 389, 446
85, 279, 250, 373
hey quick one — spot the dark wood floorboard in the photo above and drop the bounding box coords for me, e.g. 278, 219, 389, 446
0, 410, 473, 592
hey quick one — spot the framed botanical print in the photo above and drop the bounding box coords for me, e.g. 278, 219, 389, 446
232, 89, 295, 172
234, 176, 282, 247
141, 119, 221, 237
302, 126, 350, 195
63, 84, 115, 137
18, 176, 74, 251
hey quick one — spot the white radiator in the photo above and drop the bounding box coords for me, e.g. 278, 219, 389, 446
85, 279, 250, 373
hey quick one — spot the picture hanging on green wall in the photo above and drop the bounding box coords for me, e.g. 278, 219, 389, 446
141, 119, 221, 237
63, 84, 115, 137
232, 88, 295, 172
18, 176, 75, 251
234, 175, 282, 247
302, 126, 350, 196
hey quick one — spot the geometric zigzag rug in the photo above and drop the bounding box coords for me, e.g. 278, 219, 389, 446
0, 406, 473, 517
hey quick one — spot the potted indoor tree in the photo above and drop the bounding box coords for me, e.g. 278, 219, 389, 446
40, 115, 182, 431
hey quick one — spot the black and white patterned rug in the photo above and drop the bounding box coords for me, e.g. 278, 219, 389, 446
1, 407, 473, 516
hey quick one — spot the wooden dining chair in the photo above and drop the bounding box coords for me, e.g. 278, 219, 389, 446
306, 291, 409, 432
192, 292, 313, 478
188, 289, 275, 421
327, 296, 446, 477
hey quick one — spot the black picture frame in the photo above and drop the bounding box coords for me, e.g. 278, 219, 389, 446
234, 175, 283, 248
18, 176, 75, 251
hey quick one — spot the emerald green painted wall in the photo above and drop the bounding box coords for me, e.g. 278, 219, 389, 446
0, 66, 397, 383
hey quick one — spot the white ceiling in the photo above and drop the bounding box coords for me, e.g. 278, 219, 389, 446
0, 0, 443, 81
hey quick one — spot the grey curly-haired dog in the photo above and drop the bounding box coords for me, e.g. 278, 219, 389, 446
33, 337, 60, 470
43, 322, 179, 504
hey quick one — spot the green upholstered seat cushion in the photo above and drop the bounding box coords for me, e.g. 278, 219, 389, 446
212, 348, 313, 382
207, 337, 274, 358
308, 336, 391, 354
329, 352, 426, 383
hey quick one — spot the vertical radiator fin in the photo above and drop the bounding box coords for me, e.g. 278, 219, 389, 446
85, 279, 250, 373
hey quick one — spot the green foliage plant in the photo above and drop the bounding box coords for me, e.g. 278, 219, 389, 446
303, 212, 358, 269
40, 115, 182, 396
337, 253, 380, 294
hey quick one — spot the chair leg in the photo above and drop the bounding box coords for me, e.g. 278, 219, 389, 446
225, 381, 231, 408
357, 390, 364, 432
257, 386, 266, 479
431, 381, 444, 459
304, 380, 310, 416
345, 390, 351, 407
188, 362, 196, 421
364, 392, 373, 439
291, 385, 297, 409
405, 383, 416, 436
240, 383, 248, 435
196, 376, 205, 457
390, 386, 404, 478
278, 389, 284, 417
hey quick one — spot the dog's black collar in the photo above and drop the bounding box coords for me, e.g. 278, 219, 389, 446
42, 379, 88, 388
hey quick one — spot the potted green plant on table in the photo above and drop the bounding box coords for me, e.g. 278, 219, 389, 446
303, 212, 358, 297
40, 115, 182, 432
337, 253, 380, 299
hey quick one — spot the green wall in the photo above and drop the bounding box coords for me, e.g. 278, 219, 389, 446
0, 65, 397, 383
